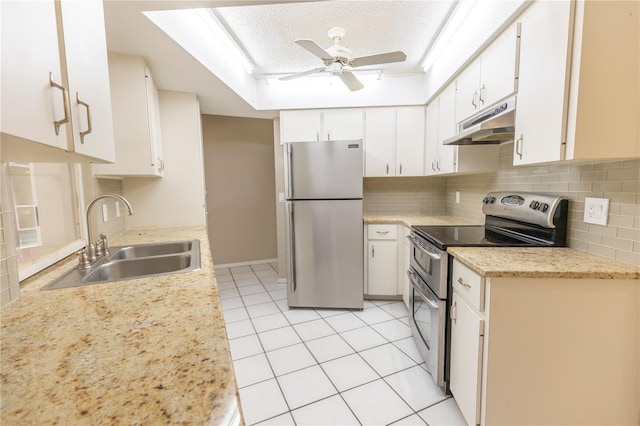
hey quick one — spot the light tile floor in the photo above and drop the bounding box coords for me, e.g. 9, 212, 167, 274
216, 263, 467, 426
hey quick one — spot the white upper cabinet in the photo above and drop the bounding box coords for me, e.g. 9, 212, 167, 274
455, 24, 519, 123
1, 1, 67, 151
364, 106, 425, 177
93, 53, 164, 177
323, 109, 364, 141
395, 107, 426, 176
426, 83, 499, 176
0, 0, 114, 163
515, 0, 639, 165
364, 108, 396, 177
280, 109, 363, 143
60, 0, 115, 162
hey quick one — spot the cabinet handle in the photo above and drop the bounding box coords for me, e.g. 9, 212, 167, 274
431, 161, 436, 172
371, 245, 375, 258
515, 134, 524, 159
327, 131, 331, 140
457, 277, 471, 288
471, 91, 478, 108
49, 72, 70, 135
450, 300, 457, 323
158, 159, 165, 172
376, 230, 389, 235
76, 93, 92, 144
399, 162, 403, 174
316, 131, 320, 141
386, 164, 389, 175
436, 159, 440, 171
479, 84, 486, 105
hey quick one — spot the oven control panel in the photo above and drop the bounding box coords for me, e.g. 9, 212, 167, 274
482, 192, 567, 228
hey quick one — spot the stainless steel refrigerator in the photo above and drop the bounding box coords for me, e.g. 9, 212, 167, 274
284, 139, 363, 309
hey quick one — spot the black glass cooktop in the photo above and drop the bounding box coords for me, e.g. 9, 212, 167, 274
412, 225, 549, 249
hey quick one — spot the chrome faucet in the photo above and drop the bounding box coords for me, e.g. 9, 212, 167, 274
83, 193, 134, 263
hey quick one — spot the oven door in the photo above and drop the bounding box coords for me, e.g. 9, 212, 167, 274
408, 233, 447, 298
408, 267, 447, 391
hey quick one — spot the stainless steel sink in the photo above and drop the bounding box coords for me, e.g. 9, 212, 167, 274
109, 241, 194, 260
42, 239, 201, 291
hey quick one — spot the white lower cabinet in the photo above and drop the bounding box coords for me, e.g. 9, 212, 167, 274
449, 258, 639, 425
365, 224, 397, 296
450, 292, 484, 425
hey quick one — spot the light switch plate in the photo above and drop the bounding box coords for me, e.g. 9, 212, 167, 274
455, 191, 461, 203
278, 192, 285, 203
102, 204, 108, 222
584, 197, 609, 225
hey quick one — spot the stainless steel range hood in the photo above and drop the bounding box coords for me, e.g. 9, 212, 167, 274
443, 97, 516, 146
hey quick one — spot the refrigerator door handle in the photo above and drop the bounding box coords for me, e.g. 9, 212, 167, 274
287, 202, 296, 293
286, 143, 294, 199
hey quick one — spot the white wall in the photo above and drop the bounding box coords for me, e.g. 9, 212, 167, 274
123, 91, 206, 229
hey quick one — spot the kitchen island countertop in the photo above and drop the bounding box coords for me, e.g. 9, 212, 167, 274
1, 226, 242, 425
448, 246, 640, 280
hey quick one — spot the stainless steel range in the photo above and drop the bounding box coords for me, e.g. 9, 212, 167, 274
407, 192, 569, 393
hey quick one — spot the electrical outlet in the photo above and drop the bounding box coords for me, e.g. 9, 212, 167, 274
102, 204, 108, 222
584, 197, 609, 225
278, 192, 285, 203
455, 191, 461, 203
115, 201, 121, 218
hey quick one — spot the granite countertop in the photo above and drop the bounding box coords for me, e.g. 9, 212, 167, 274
363, 214, 481, 227
448, 247, 640, 280
1, 226, 242, 425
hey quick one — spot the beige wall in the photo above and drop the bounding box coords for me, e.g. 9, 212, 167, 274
202, 114, 277, 266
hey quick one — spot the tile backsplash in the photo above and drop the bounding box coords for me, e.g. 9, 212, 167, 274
364, 176, 445, 215
445, 144, 639, 266
364, 145, 639, 266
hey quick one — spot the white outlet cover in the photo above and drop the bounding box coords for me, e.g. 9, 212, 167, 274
115, 201, 121, 218
584, 197, 609, 225
102, 204, 108, 222
455, 191, 461, 203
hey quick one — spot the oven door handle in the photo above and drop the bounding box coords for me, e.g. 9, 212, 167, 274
408, 235, 441, 260
407, 269, 440, 309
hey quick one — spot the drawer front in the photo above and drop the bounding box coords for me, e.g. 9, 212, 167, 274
452, 259, 485, 311
367, 224, 398, 240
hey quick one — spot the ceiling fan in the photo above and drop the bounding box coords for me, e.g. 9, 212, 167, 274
280, 27, 407, 91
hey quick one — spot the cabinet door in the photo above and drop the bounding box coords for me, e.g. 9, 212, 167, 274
402, 227, 411, 308
367, 240, 397, 296
479, 23, 519, 109
514, 1, 572, 165
0, 0, 67, 149
450, 293, 484, 426
145, 71, 164, 175
424, 100, 439, 176
396, 107, 425, 176
364, 108, 395, 177
60, 0, 115, 162
280, 110, 322, 142
437, 84, 457, 174
324, 109, 364, 141
455, 59, 481, 123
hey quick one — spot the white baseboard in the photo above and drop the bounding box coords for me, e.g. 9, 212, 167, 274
214, 258, 278, 269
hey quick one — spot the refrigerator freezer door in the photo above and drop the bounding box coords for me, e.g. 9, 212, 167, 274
286, 140, 363, 199
286, 199, 363, 309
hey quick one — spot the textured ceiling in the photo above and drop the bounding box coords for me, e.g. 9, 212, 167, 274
215, 0, 457, 76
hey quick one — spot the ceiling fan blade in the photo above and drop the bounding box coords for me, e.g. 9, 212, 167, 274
279, 67, 326, 81
351, 51, 407, 67
339, 71, 364, 91
295, 39, 334, 61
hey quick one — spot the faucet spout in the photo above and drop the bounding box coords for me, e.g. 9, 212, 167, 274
85, 193, 134, 249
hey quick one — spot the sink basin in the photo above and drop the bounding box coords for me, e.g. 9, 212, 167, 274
109, 241, 193, 260
42, 239, 201, 291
